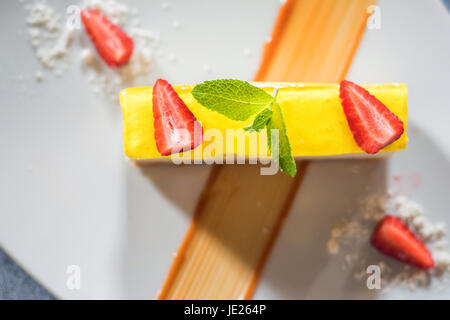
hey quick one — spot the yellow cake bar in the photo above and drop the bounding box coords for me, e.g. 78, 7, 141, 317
120, 82, 407, 161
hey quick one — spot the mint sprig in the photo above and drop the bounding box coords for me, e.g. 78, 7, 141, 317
192, 79, 297, 177
267, 102, 297, 177
244, 108, 272, 132
191, 79, 274, 121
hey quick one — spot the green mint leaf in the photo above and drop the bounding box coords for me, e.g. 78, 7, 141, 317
267, 102, 297, 177
191, 79, 274, 121
243, 108, 273, 132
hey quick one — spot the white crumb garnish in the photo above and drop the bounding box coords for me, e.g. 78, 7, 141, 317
243, 48, 252, 57
23, 0, 160, 101
80, 48, 95, 66
394, 195, 423, 222
203, 63, 211, 74
161, 2, 170, 10
21, 0, 172, 103
26, 1, 59, 32
35, 71, 44, 82
25, 0, 73, 79
327, 237, 339, 255
327, 195, 450, 290
80, 0, 159, 101
39, 26, 74, 69
172, 20, 181, 29
168, 52, 176, 62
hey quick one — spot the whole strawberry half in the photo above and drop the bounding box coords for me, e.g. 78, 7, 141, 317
339, 80, 404, 154
371, 215, 434, 270
153, 79, 203, 156
81, 9, 134, 67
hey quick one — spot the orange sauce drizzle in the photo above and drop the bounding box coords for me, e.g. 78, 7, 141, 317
158, 0, 375, 300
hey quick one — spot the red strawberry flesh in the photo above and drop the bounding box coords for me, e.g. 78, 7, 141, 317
371, 215, 434, 270
81, 9, 134, 67
153, 79, 203, 156
339, 80, 404, 154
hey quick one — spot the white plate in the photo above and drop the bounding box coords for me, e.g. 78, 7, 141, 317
0, 0, 449, 299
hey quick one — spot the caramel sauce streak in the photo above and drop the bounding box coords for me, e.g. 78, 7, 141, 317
158, 0, 375, 300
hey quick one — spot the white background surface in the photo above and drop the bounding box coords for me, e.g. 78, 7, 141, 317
0, 0, 449, 299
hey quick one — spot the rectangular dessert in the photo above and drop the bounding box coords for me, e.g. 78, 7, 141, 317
120, 83, 407, 161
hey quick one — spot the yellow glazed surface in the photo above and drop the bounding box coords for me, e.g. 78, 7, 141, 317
120, 83, 407, 160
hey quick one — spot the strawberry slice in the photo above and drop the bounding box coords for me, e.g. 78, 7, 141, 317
371, 215, 434, 270
153, 79, 203, 156
81, 9, 134, 67
339, 80, 404, 154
